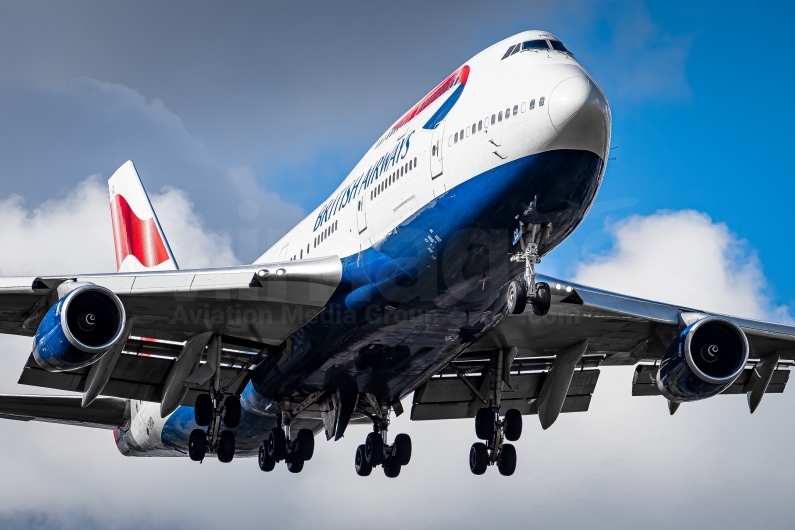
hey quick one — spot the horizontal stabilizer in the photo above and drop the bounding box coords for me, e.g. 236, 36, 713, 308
0, 394, 129, 430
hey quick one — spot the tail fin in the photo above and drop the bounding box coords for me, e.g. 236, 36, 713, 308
108, 161, 178, 272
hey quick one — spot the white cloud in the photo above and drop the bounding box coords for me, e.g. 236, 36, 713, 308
0, 177, 237, 276
574, 210, 792, 323
150, 187, 238, 269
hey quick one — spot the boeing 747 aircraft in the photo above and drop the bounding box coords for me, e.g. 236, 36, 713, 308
0, 31, 792, 477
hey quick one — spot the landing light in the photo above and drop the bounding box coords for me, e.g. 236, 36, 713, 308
276, 268, 286, 276
257, 269, 269, 277
555, 283, 562, 290
565, 286, 572, 293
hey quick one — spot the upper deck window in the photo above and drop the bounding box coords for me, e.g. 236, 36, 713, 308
549, 40, 570, 53
522, 40, 549, 51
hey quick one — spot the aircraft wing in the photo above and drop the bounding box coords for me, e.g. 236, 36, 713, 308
0, 256, 341, 343
412, 274, 795, 423
0, 257, 342, 405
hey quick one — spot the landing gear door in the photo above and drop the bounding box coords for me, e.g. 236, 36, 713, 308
430, 121, 445, 179
356, 195, 367, 233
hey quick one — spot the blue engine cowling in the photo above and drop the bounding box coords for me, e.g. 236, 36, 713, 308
33, 283, 127, 372
657, 317, 749, 402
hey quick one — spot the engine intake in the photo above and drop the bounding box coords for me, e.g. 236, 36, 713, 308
33, 283, 127, 372
657, 317, 749, 402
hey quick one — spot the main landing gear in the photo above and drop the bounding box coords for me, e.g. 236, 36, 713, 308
509, 223, 551, 316
257, 400, 315, 474
469, 407, 522, 476
188, 391, 241, 463
355, 396, 412, 478
186, 334, 242, 464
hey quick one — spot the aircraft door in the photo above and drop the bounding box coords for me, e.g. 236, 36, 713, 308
430, 121, 445, 179
356, 195, 367, 233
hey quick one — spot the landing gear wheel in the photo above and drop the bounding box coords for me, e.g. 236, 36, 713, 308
469, 442, 488, 475
194, 394, 212, 427
286, 457, 304, 473
223, 395, 241, 429
383, 458, 401, 478
507, 280, 527, 315
475, 408, 495, 440
258, 441, 275, 472
295, 428, 315, 461
504, 408, 522, 441
188, 429, 207, 462
498, 443, 517, 476
365, 431, 384, 465
217, 430, 235, 463
355, 444, 372, 476
267, 427, 287, 461
531, 282, 551, 316
394, 433, 412, 466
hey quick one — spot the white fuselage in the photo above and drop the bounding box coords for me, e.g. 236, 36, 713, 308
258, 30, 610, 265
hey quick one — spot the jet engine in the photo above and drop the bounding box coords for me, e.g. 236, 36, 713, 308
657, 316, 749, 402
33, 283, 127, 372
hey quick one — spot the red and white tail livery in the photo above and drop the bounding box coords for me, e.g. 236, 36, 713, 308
108, 160, 177, 272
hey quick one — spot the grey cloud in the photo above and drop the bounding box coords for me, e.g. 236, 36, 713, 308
0, 77, 303, 262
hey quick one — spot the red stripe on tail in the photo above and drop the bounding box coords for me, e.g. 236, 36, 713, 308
110, 194, 170, 269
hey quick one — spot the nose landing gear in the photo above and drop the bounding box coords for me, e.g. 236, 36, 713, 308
510, 222, 551, 316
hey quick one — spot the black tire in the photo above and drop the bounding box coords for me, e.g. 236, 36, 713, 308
383, 458, 401, 478
194, 394, 213, 427
217, 430, 235, 463
286, 458, 304, 473
506, 280, 527, 315
475, 408, 495, 440
267, 427, 287, 461
469, 442, 489, 475
355, 444, 372, 476
295, 428, 315, 461
258, 441, 275, 472
188, 429, 207, 462
531, 282, 551, 316
223, 395, 241, 429
504, 409, 523, 441
365, 431, 384, 465
394, 433, 412, 466
498, 443, 517, 476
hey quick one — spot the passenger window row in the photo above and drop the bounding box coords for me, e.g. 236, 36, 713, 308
501, 39, 569, 60
448, 96, 545, 146
301, 219, 339, 258
370, 156, 418, 201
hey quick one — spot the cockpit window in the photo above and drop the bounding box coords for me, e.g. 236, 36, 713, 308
501, 44, 517, 60
549, 40, 569, 53
522, 40, 549, 51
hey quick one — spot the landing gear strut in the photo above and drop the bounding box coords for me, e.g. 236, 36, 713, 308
189, 389, 241, 463
470, 406, 521, 476
188, 336, 240, 463
258, 399, 315, 474
465, 347, 524, 476
510, 223, 551, 316
355, 395, 411, 478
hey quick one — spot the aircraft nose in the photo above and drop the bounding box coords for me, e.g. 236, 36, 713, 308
548, 75, 609, 141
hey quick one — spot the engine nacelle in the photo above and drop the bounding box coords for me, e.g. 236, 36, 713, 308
657, 316, 749, 402
33, 283, 127, 372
